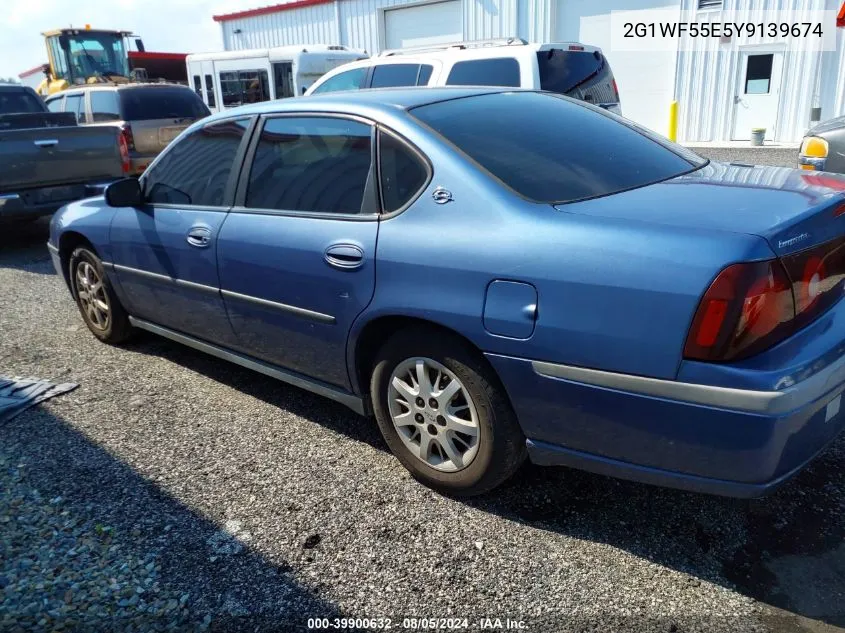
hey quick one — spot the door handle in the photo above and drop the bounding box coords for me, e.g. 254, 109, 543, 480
324, 243, 364, 270
34, 139, 59, 148
186, 226, 212, 248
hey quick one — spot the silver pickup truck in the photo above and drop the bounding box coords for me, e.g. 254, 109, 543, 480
0, 84, 123, 224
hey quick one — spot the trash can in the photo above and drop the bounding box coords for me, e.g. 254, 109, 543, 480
750, 128, 766, 146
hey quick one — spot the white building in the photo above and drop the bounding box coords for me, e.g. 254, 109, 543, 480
214, 0, 845, 142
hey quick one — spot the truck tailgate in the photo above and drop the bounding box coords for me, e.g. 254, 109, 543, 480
0, 125, 123, 192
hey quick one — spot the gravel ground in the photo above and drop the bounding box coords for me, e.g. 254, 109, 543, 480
1, 154, 843, 633
691, 146, 797, 168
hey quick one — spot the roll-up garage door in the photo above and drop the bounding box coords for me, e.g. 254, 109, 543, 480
384, 1, 462, 51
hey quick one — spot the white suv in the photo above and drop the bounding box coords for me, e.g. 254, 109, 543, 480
304, 38, 622, 115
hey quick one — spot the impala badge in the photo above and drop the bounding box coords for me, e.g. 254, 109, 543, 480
432, 187, 453, 204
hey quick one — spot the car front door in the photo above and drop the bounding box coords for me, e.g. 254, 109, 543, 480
217, 114, 379, 389
109, 117, 253, 346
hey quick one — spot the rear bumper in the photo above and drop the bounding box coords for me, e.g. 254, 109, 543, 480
129, 154, 159, 176
0, 181, 117, 220
487, 322, 845, 497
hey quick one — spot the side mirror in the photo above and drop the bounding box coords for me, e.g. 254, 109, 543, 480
105, 178, 143, 207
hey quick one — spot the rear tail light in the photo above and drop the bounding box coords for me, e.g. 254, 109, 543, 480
118, 124, 134, 175
117, 131, 130, 174
612, 78, 620, 100
121, 123, 135, 151
685, 237, 845, 361
568, 45, 585, 51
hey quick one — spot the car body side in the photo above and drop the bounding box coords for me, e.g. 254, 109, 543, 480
49, 91, 845, 498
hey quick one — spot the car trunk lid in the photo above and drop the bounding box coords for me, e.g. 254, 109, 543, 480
555, 161, 845, 256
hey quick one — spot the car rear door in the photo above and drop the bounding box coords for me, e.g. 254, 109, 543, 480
217, 114, 379, 390
109, 117, 253, 345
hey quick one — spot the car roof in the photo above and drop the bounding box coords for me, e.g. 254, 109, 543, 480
204, 86, 505, 122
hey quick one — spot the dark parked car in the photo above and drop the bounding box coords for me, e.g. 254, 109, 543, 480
0, 84, 124, 225
49, 88, 845, 497
799, 116, 845, 173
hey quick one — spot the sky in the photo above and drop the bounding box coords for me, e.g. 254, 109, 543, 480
0, 0, 266, 79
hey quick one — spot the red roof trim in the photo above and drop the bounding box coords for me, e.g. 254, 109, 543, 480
213, 0, 333, 23
128, 51, 188, 61
18, 64, 46, 79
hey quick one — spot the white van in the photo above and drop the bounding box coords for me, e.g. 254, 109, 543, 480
186, 45, 367, 113
304, 38, 621, 115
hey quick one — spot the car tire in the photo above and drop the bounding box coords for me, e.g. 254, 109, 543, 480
370, 326, 526, 496
69, 246, 134, 344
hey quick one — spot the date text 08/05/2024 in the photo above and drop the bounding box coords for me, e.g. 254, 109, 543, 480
307, 617, 528, 630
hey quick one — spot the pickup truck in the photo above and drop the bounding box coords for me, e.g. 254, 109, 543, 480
0, 84, 124, 225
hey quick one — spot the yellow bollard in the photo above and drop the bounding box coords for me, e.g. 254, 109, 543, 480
668, 101, 679, 142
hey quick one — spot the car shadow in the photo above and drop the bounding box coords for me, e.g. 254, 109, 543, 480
122, 331, 845, 630
3, 405, 346, 631
0, 219, 56, 275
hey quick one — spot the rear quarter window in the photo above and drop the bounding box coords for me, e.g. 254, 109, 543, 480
411, 91, 704, 204
445, 58, 520, 87
119, 87, 210, 121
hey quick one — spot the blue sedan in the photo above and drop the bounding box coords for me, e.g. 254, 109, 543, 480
48, 87, 845, 497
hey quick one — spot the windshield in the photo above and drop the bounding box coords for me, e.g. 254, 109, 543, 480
119, 87, 210, 121
412, 91, 706, 204
0, 89, 45, 115
56, 32, 130, 82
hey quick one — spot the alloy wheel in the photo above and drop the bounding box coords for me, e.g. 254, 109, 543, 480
387, 357, 480, 472
76, 261, 110, 331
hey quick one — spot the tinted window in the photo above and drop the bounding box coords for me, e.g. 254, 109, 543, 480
193, 75, 202, 97
90, 91, 121, 122
371, 64, 419, 88
45, 97, 63, 113
446, 58, 520, 87
379, 131, 428, 213
412, 92, 703, 204
64, 94, 84, 123
745, 54, 773, 94
311, 68, 367, 94
219, 69, 270, 108
273, 62, 294, 99
0, 90, 46, 114
143, 118, 249, 206
417, 64, 433, 85
246, 117, 372, 214
536, 50, 618, 104
120, 87, 209, 120
204, 74, 216, 107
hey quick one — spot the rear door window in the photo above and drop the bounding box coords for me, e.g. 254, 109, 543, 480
412, 91, 703, 204
246, 117, 373, 214
204, 75, 216, 108
536, 49, 618, 105
143, 118, 250, 206
273, 62, 294, 99
371, 64, 421, 88
63, 94, 84, 123
119, 86, 210, 120
445, 58, 520, 87
90, 91, 121, 122
417, 64, 434, 85
45, 97, 64, 113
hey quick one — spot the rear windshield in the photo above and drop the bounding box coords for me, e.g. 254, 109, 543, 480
0, 89, 45, 115
412, 91, 705, 204
119, 87, 210, 121
537, 49, 618, 104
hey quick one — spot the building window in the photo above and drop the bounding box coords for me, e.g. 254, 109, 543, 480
698, 0, 723, 9
219, 69, 270, 108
